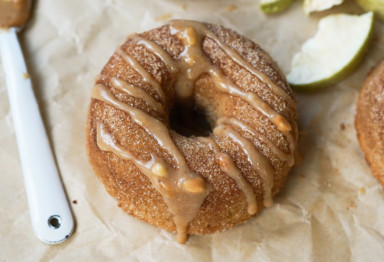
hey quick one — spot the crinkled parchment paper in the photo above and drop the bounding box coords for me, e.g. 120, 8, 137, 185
1, 0, 384, 261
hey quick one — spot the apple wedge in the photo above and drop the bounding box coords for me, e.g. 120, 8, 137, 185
303, 0, 344, 14
260, 0, 294, 14
287, 12, 374, 90
356, 0, 384, 21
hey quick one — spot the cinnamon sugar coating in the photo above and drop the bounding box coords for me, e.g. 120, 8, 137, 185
86, 21, 297, 237
356, 60, 384, 187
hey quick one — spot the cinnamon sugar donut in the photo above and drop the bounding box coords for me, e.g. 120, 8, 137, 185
86, 20, 298, 243
356, 60, 384, 187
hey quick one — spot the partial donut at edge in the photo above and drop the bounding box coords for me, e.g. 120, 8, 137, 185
356, 60, 384, 187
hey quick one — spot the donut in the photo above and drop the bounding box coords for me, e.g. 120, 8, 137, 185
356, 60, 384, 187
86, 20, 298, 243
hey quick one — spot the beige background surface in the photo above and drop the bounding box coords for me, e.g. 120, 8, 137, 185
1, 0, 384, 261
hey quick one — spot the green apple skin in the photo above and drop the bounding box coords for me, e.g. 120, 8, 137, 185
260, 0, 294, 14
356, 0, 384, 21
289, 14, 375, 92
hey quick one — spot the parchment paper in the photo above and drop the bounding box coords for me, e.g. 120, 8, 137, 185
1, 0, 384, 261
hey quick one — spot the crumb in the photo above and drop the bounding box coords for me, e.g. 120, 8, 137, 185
72, 200, 77, 205
226, 5, 237, 12
181, 4, 187, 10
299, 174, 305, 180
349, 202, 356, 209
340, 123, 346, 130
23, 73, 30, 79
156, 13, 172, 21
359, 187, 365, 195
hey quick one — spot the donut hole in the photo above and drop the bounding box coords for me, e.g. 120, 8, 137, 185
169, 103, 212, 137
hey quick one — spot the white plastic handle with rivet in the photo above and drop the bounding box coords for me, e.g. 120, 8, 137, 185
0, 28, 74, 244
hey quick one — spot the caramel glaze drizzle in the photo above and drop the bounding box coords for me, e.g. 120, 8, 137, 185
92, 86, 210, 244
111, 78, 165, 115
213, 124, 274, 207
116, 49, 166, 104
199, 137, 258, 215
217, 117, 295, 166
130, 34, 178, 73
92, 20, 296, 243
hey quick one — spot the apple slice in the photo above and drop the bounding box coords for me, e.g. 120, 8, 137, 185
260, 0, 294, 14
303, 0, 344, 14
287, 12, 374, 90
356, 0, 384, 21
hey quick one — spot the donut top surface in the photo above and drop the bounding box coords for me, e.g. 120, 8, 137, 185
89, 20, 297, 243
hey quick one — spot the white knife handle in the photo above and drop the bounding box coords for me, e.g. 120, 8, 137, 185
0, 28, 74, 244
